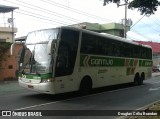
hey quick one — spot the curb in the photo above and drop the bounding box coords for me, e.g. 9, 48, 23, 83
152, 72, 160, 77
117, 100, 160, 119
0, 80, 18, 85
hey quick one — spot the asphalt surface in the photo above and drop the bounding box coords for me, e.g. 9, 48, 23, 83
0, 72, 160, 119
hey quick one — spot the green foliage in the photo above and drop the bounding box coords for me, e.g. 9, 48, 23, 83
103, 0, 120, 5
0, 43, 11, 68
128, 0, 160, 15
103, 0, 160, 15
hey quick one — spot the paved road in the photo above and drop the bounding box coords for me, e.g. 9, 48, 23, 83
0, 73, 160, 119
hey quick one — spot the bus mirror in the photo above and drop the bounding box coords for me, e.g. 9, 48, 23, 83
10, 42, 24, 55
47, 40, 52, 55
10, 43, 15, 55
47, 40, 57, 55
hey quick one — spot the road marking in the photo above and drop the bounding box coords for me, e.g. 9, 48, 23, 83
150, 81, 160, 84
149, 87, 160, 91
14, 85, 144, 110
15, 101, 60, 110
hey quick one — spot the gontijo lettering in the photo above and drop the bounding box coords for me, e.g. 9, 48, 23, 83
91, 59, 113, 66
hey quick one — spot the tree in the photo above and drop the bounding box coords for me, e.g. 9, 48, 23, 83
103, 0, 160, 15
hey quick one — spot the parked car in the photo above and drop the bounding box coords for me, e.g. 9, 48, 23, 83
152, 65, 160, 72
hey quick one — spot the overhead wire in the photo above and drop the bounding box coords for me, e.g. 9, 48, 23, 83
39, 0, 115, 23
130, 15, 145, 29
4, 0, 82, 24
2, 0, 117, 30
148, 17, 160, 27
15, 11, 60, 26
4, 0, 116, 28
2, 0, 159, 42
14, 10, 69, 25
129, 29, 155, 41
152, 16, 160, 25
140, 20, 160, 33
43, 0, 160, 42
129, 14, 160, 42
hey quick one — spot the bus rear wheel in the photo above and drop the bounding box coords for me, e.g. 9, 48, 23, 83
79, 77, 92, 95
134, 73, 143, 85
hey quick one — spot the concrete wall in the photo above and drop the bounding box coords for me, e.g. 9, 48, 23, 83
0, 27, 17, 42
70, 22, 130, 38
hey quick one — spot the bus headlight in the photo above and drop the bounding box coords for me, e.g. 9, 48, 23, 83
40, 78, 54, 83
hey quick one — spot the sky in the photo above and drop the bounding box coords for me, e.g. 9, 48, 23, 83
0, 0, 160, 42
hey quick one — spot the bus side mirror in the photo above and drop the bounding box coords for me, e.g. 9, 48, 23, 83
47, 40, 52, 55
10, 43, 15, 55
47, 40, 57, 55
10, 42, 24, 55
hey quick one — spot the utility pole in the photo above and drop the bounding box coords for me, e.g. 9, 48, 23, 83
124, 1, 127, 38
117, 0, 128, 38
11, 10, 14, 43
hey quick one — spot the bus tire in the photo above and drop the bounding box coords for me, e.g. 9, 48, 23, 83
134, 73, 143, 85
79, 76, 92, 95
141, 72, 145, 80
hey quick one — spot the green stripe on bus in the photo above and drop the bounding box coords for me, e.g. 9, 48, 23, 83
19, 73, 52, 80
80, 55, 152, 67
139, 60, 153, 67
80, 55, 124, 67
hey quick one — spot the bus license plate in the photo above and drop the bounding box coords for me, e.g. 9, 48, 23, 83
28, 85, 34, 89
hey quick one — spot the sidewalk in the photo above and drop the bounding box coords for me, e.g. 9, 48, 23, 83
0, 80, 25, 96
152, 72, 160, 77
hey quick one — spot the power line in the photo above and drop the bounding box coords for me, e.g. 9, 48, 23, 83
15, 10, 69, 25
15, 11, 63, 26
130, 29, 154, 41
152, 16, 160, 25
4, 0, 117, 29
140, 20, 160, 33
130, 15, 145, 29
4, 0, 82, 23
40, 0, 115, 23
149, 17, 160, 27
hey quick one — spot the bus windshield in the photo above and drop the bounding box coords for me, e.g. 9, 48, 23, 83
19, 28, 59, 74
19, 44, 52, 74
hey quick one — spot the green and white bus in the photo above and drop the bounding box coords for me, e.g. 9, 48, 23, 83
11, 26, 152, 94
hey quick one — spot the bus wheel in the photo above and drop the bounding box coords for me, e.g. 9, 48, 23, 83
134, 73, 143, 85
79, 77, 92, 95
141, 72, 145, 80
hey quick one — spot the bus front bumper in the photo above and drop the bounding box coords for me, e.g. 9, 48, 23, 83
18, 79, 56, 94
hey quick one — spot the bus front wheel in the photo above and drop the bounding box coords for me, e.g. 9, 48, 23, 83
79, 77, 92, 95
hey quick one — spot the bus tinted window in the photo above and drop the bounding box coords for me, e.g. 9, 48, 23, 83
55, 29, 79, 77
81, 32, 152, 60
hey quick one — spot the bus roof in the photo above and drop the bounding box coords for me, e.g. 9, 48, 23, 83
26, 26, 151, 49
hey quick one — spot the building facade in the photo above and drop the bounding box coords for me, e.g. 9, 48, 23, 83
0, 5, 20, 81
70, 22, 130, 38
0, 5, 18, 43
